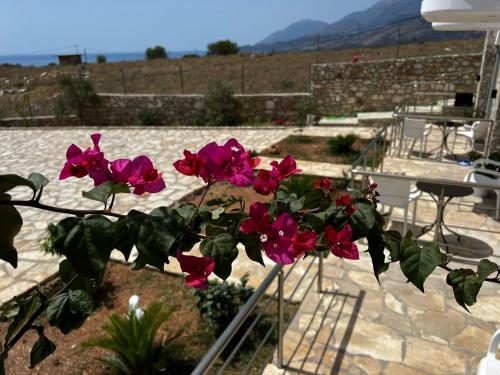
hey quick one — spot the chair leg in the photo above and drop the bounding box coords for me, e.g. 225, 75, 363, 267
403, 207, 408, 234
413, 199, 418, 224
496, 192, 500, 220
408, 139, 417, 159
419, 139, 423, 159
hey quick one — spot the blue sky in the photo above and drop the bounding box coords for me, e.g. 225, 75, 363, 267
0, 0, 378, 55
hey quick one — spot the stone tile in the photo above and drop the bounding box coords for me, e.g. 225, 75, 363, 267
383, 362, 429, 375
450, 325, 494, 354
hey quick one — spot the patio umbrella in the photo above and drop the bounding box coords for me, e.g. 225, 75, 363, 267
432, 22, 500, 31
422, 0, 500, 23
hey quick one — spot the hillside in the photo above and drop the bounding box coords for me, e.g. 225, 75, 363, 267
259, 20, 329, 45
244, 0, 483, 53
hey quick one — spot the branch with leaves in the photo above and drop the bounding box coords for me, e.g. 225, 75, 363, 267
0, 133, 498, 371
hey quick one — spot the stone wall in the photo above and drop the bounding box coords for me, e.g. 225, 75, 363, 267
474, 32, 498, 117
85, 93, 310, 126
0, 115, 79, 127
311, 53, 483, 116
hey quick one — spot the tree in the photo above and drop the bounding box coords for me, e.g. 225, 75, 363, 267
207, 40, 239, 56
96, 55, 107, 64
54, 75, 99, 125
146, 46, 168, 60
202, 81, 241, 126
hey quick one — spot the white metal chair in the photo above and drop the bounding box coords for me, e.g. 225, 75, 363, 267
477, 330, 500, 375
371, 175, 422, 234
452, 120, 489, 152
463, 158, 500, 220
400, 118, 432, 159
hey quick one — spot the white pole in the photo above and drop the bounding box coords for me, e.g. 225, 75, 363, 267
485, 31, 500, 118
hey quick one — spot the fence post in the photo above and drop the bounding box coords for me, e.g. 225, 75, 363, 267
241, 65, 245, 94
277, 268, 284, 369
179, 66, 185, 94
120, 69, 127, 94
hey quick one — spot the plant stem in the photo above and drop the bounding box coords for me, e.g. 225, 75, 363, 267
2, 274, 80, 355
0, 199, 125, 219
187, 182, 211, 225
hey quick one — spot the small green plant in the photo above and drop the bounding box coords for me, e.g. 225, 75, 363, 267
207, 40, 239, 56
279, 80, 296, 91
137, 109, 160, 126
489, 150, 500, 162
296, 97, 316, 128
203, 81, 241, 126
327, 134, 357, 155
146, 46, 168, 60
96, 55, 107, 64
468, 150, 482, 162
54, 75, 99, 125
194, 274, 253, 336
84, 298, 181, 374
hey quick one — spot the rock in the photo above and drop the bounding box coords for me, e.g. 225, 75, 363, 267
412, 310, 466, 343
451, 325, 493, 354
383, 362, 428, 375
385, 293, 405, 315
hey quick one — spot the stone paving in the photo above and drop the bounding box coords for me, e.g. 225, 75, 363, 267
1, 125, 499, 375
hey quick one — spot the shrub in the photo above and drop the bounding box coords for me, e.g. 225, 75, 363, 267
203, 81, 241, 126
327, 134, 357, 155
84, 299, 182, 374
54, 75, 99, 125
279, 80, 296, 91
183, 54, 200, 59
194, 274, 253, 336
146, 46, 168, 60
137, 109, 160, 126
296, 97, 316, 126
96, 55, 107, 64
468, 150, 482, 162
207, 40, 239, 56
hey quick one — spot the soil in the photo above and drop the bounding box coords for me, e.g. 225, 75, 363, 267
1, 262, 213, 375
259, 135, 370, 164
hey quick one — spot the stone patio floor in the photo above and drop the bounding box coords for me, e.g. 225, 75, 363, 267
0, 125, 499, 374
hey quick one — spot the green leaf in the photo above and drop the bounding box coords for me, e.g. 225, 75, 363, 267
113, 217, 134, 261
0, 194, 22, 268
30, 329, 56, 368
126, 208, 180, 270
0, 358, 4, 375
0, 174, 35, 194
56, 215, 115, 277
477, 259, 498, 282
399, 241, 442, 292
27, 173, 49, 191
384, 230, 403, 262
367, 234, 388, 282
174, 204, 197, 222
240, 234, 264, 266
47, 290, 93, 334
446, 269, 483, 311
211, 206, 225, 220
82, 181, 130, 205
5, 295, 40, 343
0, 301, 20, 322
290, 196, 305, 213
200, 233, 238, 280
349, 201, 375, 238
58, 260, 97, 294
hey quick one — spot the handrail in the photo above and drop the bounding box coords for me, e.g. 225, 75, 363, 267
351, 124, 391, 170
393, 112, 495, 123
191, 265, 283, 375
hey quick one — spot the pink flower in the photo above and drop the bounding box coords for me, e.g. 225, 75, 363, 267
336, 194, 357, 216
176, 251, 215, 289
173, 139, 259, 187
127, 156, 166, 195
270, 155, 301, 180
240, 204, 299, 265
292, 231, 317, 258
110, 159, 132, 183
325, 224, 359, 260
59, 133, 110, 185
315, 178, 333, 191
253, 170, 280, 196
240, 202, 271, 234
173, 150, 204, 177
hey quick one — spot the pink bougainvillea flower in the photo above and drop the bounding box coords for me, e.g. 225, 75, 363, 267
110, 159, 132, 183
173, 150, 204, 177
292, 231, 317, 258
315, 177, 333, 191
325, 224, 359, 260
176, 251, 215, 290
253, 169, 280, 196
262, 213, 298, 265
128, 156, 166, 195
59, 133, 109, 183
240, 202, 271, 234
270, 155, 301, 180
336, 193, 357, 216
174, 139, 258, 187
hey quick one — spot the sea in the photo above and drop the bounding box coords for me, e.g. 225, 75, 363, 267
0, 51, 205, 67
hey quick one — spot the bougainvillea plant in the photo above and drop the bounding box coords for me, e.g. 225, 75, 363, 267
0, 133, 498, 371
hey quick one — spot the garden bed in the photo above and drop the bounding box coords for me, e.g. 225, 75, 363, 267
259, 134, 375, 165
0, 262, 281, 374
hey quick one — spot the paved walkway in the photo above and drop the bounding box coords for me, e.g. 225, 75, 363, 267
0, 126, 499, 375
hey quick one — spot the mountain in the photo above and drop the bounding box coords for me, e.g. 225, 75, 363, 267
258, 20, 329, 45
243, 0, 483, 53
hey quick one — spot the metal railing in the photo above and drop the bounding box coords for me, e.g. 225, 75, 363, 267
192, 254, 325, 375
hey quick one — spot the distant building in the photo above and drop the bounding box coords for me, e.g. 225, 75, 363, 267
58, 54, 82, 65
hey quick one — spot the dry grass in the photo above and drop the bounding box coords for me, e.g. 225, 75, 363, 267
0, 38, 484, 117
